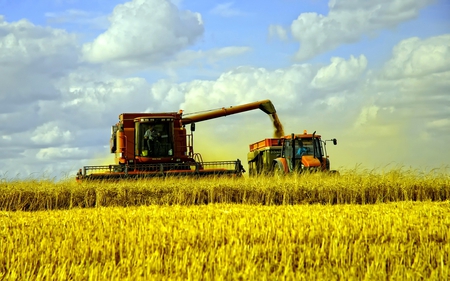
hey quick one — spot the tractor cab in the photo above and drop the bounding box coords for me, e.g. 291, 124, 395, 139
280, 131, 337, 172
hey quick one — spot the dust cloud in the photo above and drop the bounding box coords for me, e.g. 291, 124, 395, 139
89, 153, 115, 166
271, 113, 285, 138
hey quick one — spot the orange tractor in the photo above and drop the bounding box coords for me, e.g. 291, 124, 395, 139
247, 131, 338, 176
76, 100, 277, 181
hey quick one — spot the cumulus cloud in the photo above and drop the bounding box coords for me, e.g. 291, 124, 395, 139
289, 0, 434, 61
0, 15, 81, 169
0, 17, 79, 113
268, 24, 288, 41
382, 35, 450, 79
56, 72, 156, 129
347, 34, 450, 167
160, 46, 251, 74
82, 0, 204, 64
150, 79, 186, 110
173, 59, 363, 125
311, 55, 368, 90
375, 34, 450, 108
45, 9, 109, 30
36, 147, 90, 161
31, 122, 73, 145
427, 118, 450, 130
210, 2, 246, 17
178, 64, 316, 112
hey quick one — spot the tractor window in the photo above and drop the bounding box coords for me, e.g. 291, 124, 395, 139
298, 139, 314, 156
286, 138, 323, 159
136, 121, 173, 157
317, 139, 325, 157
292, 138, 323, 158
284, 140, 293, 159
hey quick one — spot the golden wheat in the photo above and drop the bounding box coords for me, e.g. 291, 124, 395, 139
0, 168, 449, 211
0, 202, 449, 280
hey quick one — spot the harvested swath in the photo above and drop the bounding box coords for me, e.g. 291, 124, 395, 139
0, 202, 449, 280
0, 168, 449, 211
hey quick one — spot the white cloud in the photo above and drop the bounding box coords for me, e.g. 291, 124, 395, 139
211, 46, 251, 59
150, 79, 185, 110
354, 105, 379, 126
382, 35, 450, 79
210, 2, 245, 17
46, 9, 89, 19
57, 73, 156, 126
159, 56, 363, 145
427, 118, 450, 130
82, 0, 204, 64
0, 18, 78, 67
289, 0, 434, 61
0, 16, 79, 125
268, 24, 288, 41
0, 19, 78, 107
31, 122, 73, 145
311, 55, 368, 90
344, 34, 450, 168
45, 9, 109, 30
36, 147, 90, 160
161, 46, 251, 71
177, 64, 316, 113
374, 35, 450, 116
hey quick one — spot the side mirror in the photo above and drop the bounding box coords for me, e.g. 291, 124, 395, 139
333, 138, 337, 145
190, 123, 196, 132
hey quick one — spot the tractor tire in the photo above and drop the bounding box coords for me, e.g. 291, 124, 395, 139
273, 162, 285, 178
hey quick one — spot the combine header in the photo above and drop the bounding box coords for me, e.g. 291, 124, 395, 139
76, 100, 277, 181
248, 131, 338, 176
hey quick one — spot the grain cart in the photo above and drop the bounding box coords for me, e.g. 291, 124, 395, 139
247, 131, 338, 176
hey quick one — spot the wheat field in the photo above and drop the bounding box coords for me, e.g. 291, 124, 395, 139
1, 202, 449, 280
0, 169, 449, 280
1, 168, 449, 211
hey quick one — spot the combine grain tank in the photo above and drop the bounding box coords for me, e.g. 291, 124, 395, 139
77, 100, 277, 181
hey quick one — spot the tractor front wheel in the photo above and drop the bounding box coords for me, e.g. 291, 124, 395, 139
273, 162, 285, 178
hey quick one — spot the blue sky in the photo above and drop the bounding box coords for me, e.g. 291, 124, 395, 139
0, 0, 449, 179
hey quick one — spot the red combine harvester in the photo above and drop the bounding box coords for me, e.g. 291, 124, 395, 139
76, 100, 277, 181
247, 131, 338, 176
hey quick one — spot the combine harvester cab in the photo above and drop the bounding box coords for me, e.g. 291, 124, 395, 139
76, 100, 277, 181
248, 131, 338, 176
